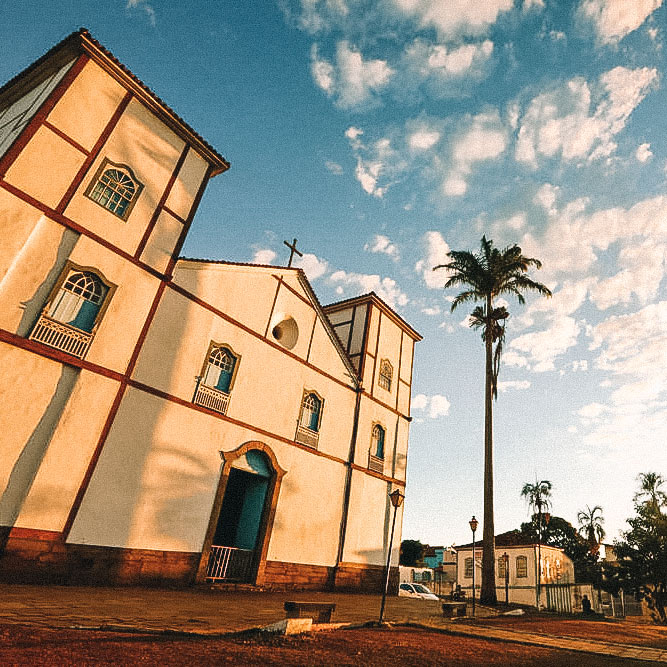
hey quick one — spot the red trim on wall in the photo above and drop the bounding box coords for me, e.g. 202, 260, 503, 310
42, 120, 89, 156
134, 144, 189, 259
0, 178, 166, 281
396, 330, 404, 411
370, 311, 382, 398
350, 463, 406, 486
62, 280, 167, 540
305, 312, 317, 363
165, 165, 213, 278
264, 278, 282, 338
271, 273, 314, 309
358, 304, 371, 382
161, 204, 186, 224
55, 91, 132, 214
0, 54, 89, 178
7, 527, 61, 541
0, 328, 123, 382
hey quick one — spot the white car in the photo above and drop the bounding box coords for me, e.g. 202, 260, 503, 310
398, 583, 439, 600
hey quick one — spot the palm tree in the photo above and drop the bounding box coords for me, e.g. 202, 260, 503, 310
634, 472, 667, 511
521, 479, 553, 517
435, 236, 551, 604
577, 505, 605, 555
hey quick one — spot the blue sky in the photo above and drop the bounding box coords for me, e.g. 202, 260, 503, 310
2, 0, 666, 546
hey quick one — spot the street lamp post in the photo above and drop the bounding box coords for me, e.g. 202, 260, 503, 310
379, 488, 405, 624
469, 515, 478, 617
503, 552, 509, 606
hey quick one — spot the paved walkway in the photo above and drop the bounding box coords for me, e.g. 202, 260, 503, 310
439, 622, 667, 664
0, 584, 664, 663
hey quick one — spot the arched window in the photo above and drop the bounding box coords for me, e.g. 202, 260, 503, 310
29, 264, 114, 359
379, 359, 393, 391
203, 346, 237, 393
87, 159, 142, 219
300, 392, 322, 432
516, 555, 528, 578
497, 556, 507, 579
371, 424, 385, 459
48, 270, 108, 333
464, 557, 473, 578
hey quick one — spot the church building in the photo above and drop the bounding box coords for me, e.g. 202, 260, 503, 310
0, 30, 420, 590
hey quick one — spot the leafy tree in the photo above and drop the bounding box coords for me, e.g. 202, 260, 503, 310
605, 480, 667, 624
400, 540, 425, 567
435, 237, 551, 604
577, 505, 605, 555
634, 472, 667, 511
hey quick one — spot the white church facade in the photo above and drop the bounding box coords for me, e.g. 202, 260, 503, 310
0, 30, 420, 590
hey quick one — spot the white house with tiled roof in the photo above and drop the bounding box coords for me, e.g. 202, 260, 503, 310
0, 30, 420, 591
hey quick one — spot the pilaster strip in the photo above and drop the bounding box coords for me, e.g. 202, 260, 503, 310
55, 90, 132, 214
134, 144, 190, 259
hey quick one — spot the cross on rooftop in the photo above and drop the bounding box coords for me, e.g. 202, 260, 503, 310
284, 238, 303, 267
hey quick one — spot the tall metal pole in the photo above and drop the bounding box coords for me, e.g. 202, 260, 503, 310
379, 489, 404, 624
469, 515, 478, 617
504, 552, 509, 606
537, 500, 542, 611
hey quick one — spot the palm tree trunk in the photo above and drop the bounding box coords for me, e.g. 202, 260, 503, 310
481, 295, 497, 605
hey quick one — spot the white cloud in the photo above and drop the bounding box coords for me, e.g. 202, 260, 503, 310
127, 0, 156, 25
325, 160, 344, 174
523, 0, 545, 10
445, 110, 507, 196
252, 248, 277, 265
415, 231, 451, 289
497, 380, 531, 392
507, 316, 582, 372
328, 270, 408, 308
392, 0, 513, 38
364, 234, 399, 260
422, 305, 441, 316
293, 253, 329, 281
589, 240, 667, 310
411, 393, 451, 418
346, 130, 402, 198
516, 66, 657, 168
636, 142, 653, 163
578, 0, 663, 45
408, 127, 441, 152
534, 183, 559, 215
311, 41, 393, 109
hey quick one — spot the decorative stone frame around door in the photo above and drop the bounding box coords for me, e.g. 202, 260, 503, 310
195, 441, 286, 585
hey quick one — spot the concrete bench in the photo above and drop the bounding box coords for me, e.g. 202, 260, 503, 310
442, 601, 467, 618
284, 601, 336, 623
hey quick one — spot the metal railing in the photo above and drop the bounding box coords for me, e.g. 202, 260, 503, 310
194, 383, 230, 415
368, 453, 384, 474
205, 545, 254, 582
29, 314, 92, 358
295, 424, 319, 448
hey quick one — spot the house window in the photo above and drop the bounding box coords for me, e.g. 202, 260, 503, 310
378, 359, 393, 391
464, 557, 473, 578
368, 424, 385, 473
29, 264, 113, 359
86, 159, 142, 220
371, 424, 385, 459
193, 343, 240, 415
516, 555, 528, 578
295, 391, 323, 448
498, 556, 507, 579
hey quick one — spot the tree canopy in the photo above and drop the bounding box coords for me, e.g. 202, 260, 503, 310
399, 539, 425, 567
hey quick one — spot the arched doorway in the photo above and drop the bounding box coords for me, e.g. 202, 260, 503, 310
196, 442, 285, 584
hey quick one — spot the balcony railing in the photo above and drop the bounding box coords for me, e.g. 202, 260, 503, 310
368, 453, 384, 474
295, 424, 319, 449
205, 545, 254, 582
194, 383, 230, 415
29, 314, 93, 358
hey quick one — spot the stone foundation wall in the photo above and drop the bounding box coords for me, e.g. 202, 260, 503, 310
0, 528, 399, 594
0, 528, 198, 586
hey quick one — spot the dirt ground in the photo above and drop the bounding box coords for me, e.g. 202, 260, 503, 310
0, 624, 661, 667
470, 613, 667, 649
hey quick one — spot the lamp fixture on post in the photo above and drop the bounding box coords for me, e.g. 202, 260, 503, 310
469, 515, 478, 617
379, 488, 405, 624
